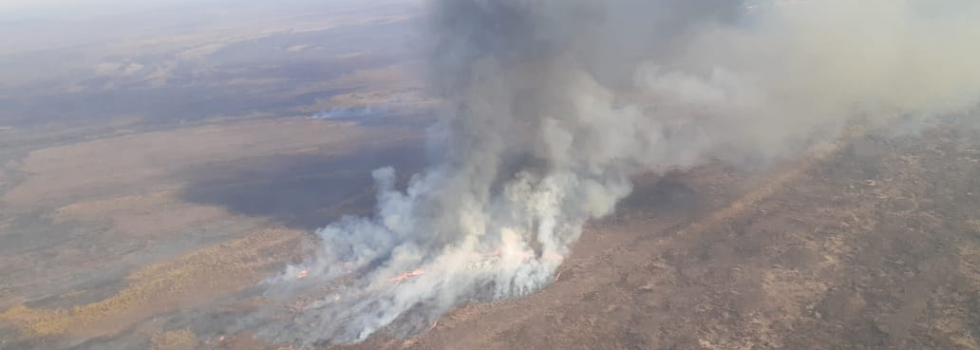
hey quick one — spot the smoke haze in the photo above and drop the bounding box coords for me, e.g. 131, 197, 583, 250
254, 0, 980, 346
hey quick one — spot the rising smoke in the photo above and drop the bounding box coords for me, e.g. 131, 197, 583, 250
309, 106, 389, 120
253, 0, 980, 346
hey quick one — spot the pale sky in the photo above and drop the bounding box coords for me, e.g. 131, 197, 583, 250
1, 0, 163, 21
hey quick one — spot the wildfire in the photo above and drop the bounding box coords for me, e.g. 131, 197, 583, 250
383, 249, 564, 285
485, 249, 563, 262
542, 252, 564, 262
296, 269, 309, 279
388, 269, 425, 283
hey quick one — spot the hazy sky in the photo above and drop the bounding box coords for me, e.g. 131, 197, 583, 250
0, 0, 210, 12
1, 0, 166, 18
0, 0, 375, 22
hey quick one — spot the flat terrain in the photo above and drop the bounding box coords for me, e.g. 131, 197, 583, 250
3, 113, 979, 350
2, 1, 979, 349
1, 2, 438, 348
0, 115, 431, 350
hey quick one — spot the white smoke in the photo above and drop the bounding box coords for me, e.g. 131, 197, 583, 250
253, 0, 980, 346
310, 105, 389, 120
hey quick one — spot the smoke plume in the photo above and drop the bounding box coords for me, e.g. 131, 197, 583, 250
254, 0, 980, 346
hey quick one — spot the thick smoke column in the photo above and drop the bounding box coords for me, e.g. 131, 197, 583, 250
255, 0, 980, 346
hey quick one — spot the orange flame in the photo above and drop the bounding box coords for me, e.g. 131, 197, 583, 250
388, 269, 425, 283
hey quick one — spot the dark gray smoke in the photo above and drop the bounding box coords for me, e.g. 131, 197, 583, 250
253, 0, 980, 346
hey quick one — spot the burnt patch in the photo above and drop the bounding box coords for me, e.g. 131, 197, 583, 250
179, 139, 428, 230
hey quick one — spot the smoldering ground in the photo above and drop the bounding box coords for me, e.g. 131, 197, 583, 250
242, 0, 980, 346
